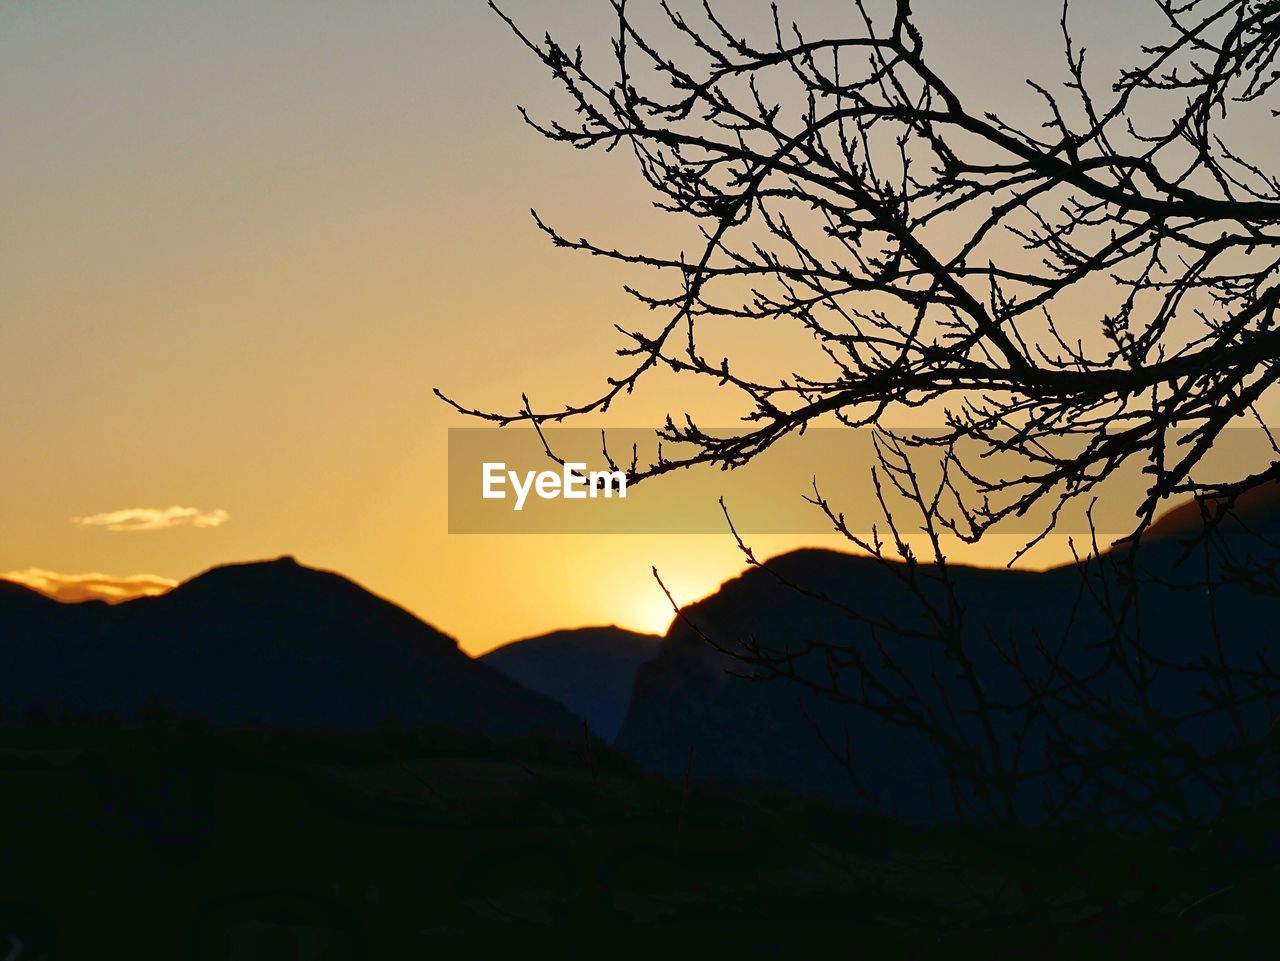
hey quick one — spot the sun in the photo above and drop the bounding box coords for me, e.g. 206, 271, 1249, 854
615, 591, 677, 638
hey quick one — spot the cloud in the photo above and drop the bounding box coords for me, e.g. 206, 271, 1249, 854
72, 506, 230, 533
1, 569, 178, 604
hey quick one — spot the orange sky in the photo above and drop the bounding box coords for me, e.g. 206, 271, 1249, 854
2, 1, 1236, 652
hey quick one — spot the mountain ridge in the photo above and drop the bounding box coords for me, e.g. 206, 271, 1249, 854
481, 626, 661, 741
617, 519, 1280, 823
0, 555, 584, 742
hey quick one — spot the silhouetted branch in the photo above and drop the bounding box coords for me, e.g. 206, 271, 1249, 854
441, 0, 1280, 545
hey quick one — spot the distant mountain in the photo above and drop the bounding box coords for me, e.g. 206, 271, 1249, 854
481, 627, 661, 741
617, 526, 1280, 824
618, 551, 1052, 817
0, 578, 63, 620
0, 556, 584, 741
1144, 480, 1280, 542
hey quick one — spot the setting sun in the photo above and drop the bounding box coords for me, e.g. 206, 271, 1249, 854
614, 590, 677, 638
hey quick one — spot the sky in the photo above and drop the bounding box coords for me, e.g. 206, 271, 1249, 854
1, 0, 1198, 652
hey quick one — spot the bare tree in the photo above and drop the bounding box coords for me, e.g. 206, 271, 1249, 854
438, 1, 1280, 831
440, 0, 1280, 543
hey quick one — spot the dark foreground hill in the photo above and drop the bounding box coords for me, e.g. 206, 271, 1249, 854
0, 557, 583, 741
0, 719, 1273, 957
618, 508, 1280, 825
481, 627, 660, 741
1, 548, 1278, 951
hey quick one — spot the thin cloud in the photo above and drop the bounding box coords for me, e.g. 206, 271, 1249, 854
1, 569, 178, 604
72, 506, 230, 533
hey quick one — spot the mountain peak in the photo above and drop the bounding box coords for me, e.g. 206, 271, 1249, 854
0, 555, 585, 740
1146, 481, 1280, 542
168, 555, 368, 603
482, 626, 662, 742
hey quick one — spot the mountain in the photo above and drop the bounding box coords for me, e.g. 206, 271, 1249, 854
0, 556, 584, 741
0, 578, 65, 622
617, 523, 1280, 824
617, 551, 1053, 818
1144, 480, 1280, 542
481, 627, 661, 741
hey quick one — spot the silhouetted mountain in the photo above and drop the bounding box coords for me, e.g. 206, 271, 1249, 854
1144, 480, 1280, 542
0, 556, 583, 741
0, 578, 65, 621
618, 523, 1280, 824
481, 627, 661, 741
618, 551, 1050, 818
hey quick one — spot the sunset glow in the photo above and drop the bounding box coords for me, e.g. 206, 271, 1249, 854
2, 0, 1244, 652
